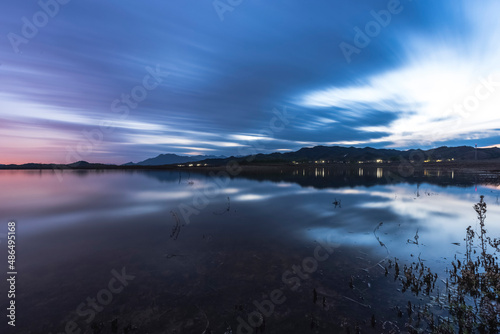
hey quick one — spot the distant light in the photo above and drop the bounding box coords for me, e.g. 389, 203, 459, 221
234, 194, 269, 201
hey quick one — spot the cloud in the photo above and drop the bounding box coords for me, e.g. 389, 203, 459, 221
297, 0, 500, 148
2, 0, 500, 163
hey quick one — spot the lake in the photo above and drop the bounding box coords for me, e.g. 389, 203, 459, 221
1, 167, 499, 333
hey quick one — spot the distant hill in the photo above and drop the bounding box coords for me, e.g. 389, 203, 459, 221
0, 161, 115, 170
67, 161, 113, 168
128, 154, 227, 166
199, 145, 500, 165
1, 146, 499, 170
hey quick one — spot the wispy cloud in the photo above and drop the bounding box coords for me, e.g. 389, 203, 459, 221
298, 0, 500, 148
2, 0, 500, 163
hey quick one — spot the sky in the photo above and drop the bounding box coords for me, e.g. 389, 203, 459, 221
1, 0, 500, 164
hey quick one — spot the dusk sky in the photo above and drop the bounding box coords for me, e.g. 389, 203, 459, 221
1, 0, 500, 164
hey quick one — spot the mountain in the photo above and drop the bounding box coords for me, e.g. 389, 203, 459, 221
0, 161, 116, 169
130, 154, 227, 166
66, 161, 114, 168
2, 146, 499, 170
199, 145, 500, 165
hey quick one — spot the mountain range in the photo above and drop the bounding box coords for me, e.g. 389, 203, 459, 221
123, 154, 227, 166
1, 145, 499, 169
199, 145, 500, 165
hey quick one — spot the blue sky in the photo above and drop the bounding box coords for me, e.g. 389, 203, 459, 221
1, 0, 500, 164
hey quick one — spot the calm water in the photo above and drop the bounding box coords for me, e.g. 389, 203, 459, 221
1, 168, 500, 333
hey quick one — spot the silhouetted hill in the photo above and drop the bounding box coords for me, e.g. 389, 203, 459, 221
67, 161, 112, 168
129, 154, 227, 166
199, 145, 500, 165
0, 161, 116, 170
1, 146, 499, 170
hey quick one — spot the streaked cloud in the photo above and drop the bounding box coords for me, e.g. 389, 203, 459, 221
1, 0, 499, 163
299, 0, 500, 148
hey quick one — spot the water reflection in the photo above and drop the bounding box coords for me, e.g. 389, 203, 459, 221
1, 169, 500, 333
314, 167, 326, 177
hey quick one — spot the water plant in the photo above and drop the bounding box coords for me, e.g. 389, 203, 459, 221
447, 195, 500, 333
169, 210, 182, 240
397, 195, 500, 333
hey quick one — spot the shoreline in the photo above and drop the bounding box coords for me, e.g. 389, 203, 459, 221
0, 160, 499, 174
